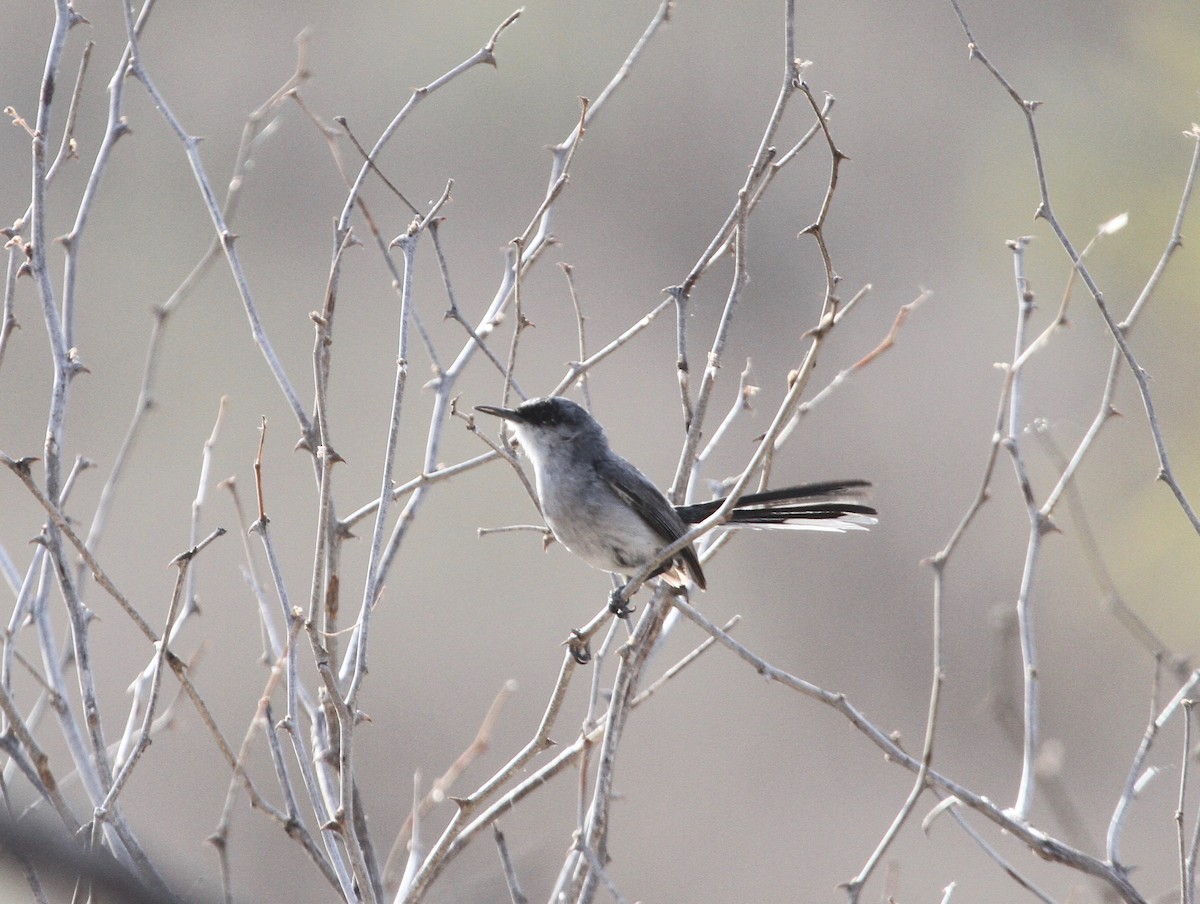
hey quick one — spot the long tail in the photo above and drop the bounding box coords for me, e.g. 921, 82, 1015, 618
675, 480, 877, 532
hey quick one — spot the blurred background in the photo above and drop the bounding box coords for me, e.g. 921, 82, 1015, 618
1, 1, 1198, 901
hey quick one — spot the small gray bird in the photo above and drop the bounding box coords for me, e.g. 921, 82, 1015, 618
476, 397, 875, 603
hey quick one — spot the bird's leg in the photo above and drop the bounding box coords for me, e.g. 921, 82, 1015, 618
608, 574, 635, 618
607, 591, 635, 618
567, 591, 624, 665
567, 629, 592, 665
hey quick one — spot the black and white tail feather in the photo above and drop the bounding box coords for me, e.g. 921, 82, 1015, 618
677, 479, 877, 533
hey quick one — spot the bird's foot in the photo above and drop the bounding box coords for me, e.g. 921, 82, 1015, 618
567, 629, 592, 665
607, 590, 635, 619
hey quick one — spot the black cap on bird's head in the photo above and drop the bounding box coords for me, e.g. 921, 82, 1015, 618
476, 397, 610, 461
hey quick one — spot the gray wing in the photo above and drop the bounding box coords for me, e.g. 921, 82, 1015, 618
595, 456, 706, 589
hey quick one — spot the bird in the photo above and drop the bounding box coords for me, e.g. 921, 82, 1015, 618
475, 396, 875, 608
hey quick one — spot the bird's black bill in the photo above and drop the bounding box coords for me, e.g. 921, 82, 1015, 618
475, 404, 523, 422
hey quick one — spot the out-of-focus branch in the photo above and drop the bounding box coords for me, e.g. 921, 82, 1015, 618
949, 0, 1200, 536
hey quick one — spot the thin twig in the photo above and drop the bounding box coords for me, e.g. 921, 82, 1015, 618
1179, 700, 1194, 904
493, 824, 528, 904
560, 262, 593, 411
